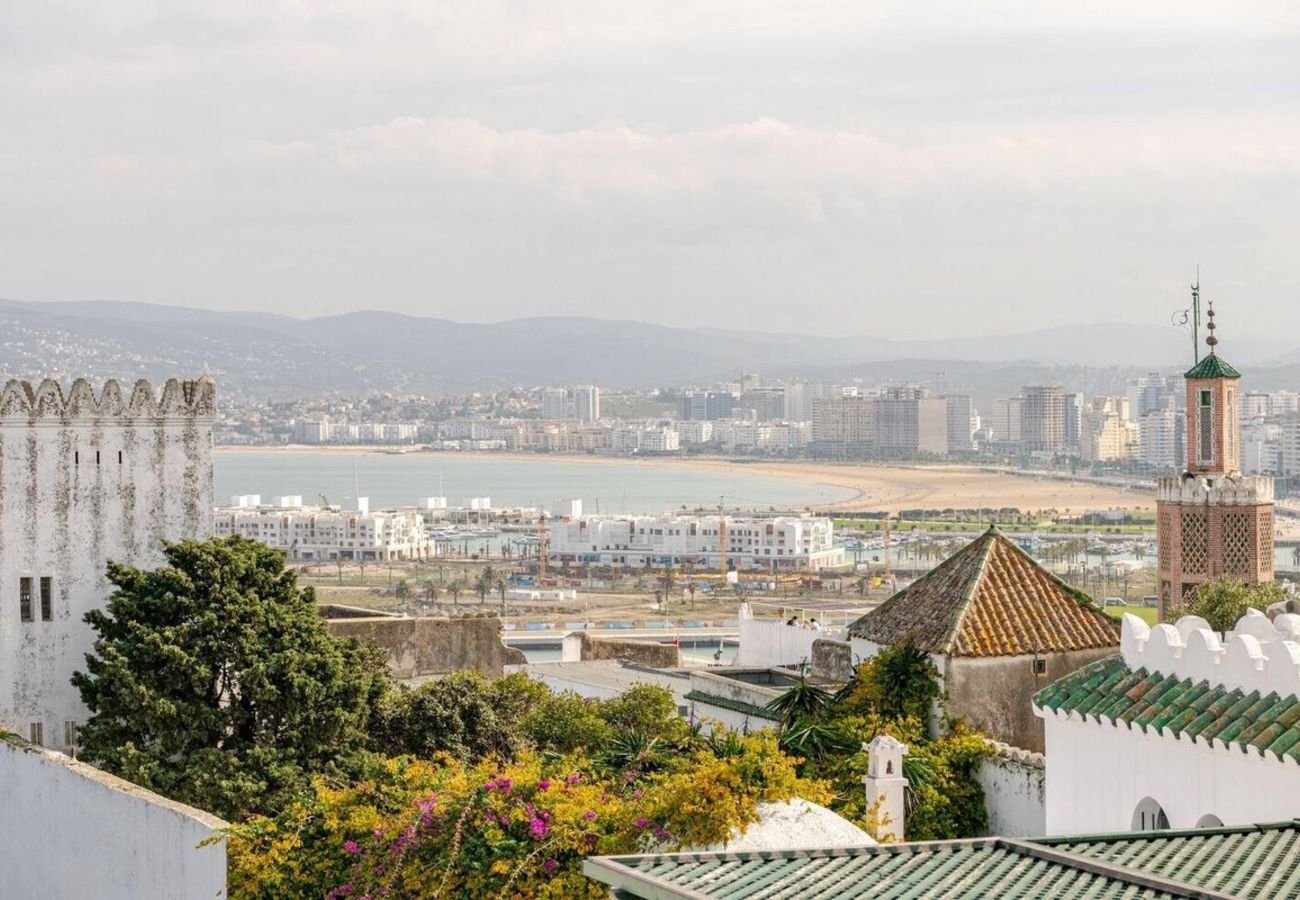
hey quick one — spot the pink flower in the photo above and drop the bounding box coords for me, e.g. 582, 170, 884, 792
529, 818, 549, 840
343, 841, 359, 855
582, 809, 597, 822
538, 779, 551, 791
566, 773, 581, 786
542, 859, 559, 873
635, 818, 649, 829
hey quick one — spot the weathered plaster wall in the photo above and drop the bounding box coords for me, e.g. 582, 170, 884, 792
737, 611, 845, 668
0, 734, 227, 899
811, 639, 855, 682
975, 740, 1046, 838
327, 613, 526, 679
945, 647, 1115, 753
0, 378, 214, 745
579, 633, 680, 668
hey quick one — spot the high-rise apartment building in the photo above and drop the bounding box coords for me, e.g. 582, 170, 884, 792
542, 387, 568, 419
989, 397, 1023, 446
810, 394, 875, 457
1080, 396, 1137, 462
875, 387, 948, 456
943, 395, 975, 453
1064, 392, 1084, 452
573, 385, 601, 423
1021, 385, 1067, 452
1138, 407, 1183, 471
679, 391, 736, 421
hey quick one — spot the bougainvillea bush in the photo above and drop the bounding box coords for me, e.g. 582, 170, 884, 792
226, 731, 828, 899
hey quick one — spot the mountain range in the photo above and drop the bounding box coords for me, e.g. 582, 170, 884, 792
1, 298, 1293, 401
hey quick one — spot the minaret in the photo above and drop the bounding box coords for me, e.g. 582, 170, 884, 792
1156, 296, 1274, 621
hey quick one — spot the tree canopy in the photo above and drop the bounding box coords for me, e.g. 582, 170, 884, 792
1171, 577, 1287, 632
72, 535, 387, 819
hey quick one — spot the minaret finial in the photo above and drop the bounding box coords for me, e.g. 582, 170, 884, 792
1205, 300, 1218, 354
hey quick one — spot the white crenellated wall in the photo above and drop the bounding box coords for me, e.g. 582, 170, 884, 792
0, 734, 227, 898
1039, 611, 1300, 835
1118, 611, 1300, 704
0, 378, 215, 746
975, 740, 1046, 838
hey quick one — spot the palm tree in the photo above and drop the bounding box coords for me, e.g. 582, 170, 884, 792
394, 579, 410, 601
448, 580, 464, 606
496, 576, 507, 614
421, 578, 440, 605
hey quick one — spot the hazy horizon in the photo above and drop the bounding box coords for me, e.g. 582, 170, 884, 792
3, 2, 1297, 339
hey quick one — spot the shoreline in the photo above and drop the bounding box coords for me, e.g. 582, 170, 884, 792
214, 447, 1151, 515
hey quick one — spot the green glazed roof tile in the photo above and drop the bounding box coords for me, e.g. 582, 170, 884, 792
1185, 353, 1242, 380
1033, 656, 1300, 762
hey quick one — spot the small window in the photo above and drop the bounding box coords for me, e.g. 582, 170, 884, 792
63, 721, 77, 751
1033, 658, 1047, 675
74, 451, 79, 465
95, 450, 100, 465
118, 450, 123, 464
29, 722, 43, 746
40, 577, 52, 621
19, 577, 32, 623
1200, 389, 1212, 407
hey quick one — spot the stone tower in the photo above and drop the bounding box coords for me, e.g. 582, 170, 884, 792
0, 377, 214, 750
1156, 306, 1273, 620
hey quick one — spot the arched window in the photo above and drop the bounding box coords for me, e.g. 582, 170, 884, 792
1132, 797, 1170, 832
1196, 814, 1224, 828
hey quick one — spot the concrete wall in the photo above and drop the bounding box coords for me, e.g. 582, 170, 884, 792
578, 633, 680, 668
687, 669, 784, 735
327, 613, 525, 679
0, 734, 227, 899
1041, 710, 1300, 835
945, 647, 1116, 753
976, 740, 1046, 838
0, 378, 215, 744
738, 613, 845, 668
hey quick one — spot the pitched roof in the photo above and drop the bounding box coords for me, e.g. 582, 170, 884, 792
1185, 353, 1242, 380
584, 822, 1300, 899
1039, 820, 1300, 898
1032, 655, 1300, 762
846, 527, 1120, 657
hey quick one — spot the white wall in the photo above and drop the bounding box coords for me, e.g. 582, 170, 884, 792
0, 378, 215, 745
1042, 713, 1300, 835
738, 616, 845, 668
0, 736, 227, 899
976, 742, 1046, 837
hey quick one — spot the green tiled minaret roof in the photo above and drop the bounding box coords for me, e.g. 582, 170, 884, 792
1185, 354, 1241, 380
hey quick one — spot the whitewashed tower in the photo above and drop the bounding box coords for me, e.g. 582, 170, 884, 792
863, 735, 909, 842
0, 377, 214, 750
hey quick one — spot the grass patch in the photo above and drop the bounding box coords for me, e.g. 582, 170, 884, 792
1102, 604, 1158, 625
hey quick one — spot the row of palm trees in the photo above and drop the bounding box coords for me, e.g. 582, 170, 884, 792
393, 562, 511, 612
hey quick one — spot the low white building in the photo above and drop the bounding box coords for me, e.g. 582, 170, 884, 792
1035, 610, 1300, 834
214, 495, 431, 561
546, 513, 843, 571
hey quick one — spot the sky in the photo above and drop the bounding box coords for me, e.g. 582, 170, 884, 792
1, 2, 1298, 339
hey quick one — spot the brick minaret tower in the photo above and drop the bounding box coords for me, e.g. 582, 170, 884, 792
1156, 301, 1274, 620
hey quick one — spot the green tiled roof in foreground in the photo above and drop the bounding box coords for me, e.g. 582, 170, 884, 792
1185, 353, 1242, 380
1031, 655, 1300, 763
584, 822, 1300, 899
1041, 820, 1300, 899
584, 839, 1207, 899
684, 690, 780, 722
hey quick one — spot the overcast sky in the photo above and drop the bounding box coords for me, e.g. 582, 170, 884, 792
2, 2, 1297, 338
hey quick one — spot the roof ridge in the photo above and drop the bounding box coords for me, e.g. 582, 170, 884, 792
940, 529, 1001, 655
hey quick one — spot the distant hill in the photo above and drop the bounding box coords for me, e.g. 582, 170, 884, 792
0, 298, 1289, 400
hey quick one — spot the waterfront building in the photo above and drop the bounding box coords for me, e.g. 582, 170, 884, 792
1035, 612, 1300, 834
546, 513, 842, 571
1155, 306, 1273, 618
1138, 406, 1183, 471
675, 420, 714, 445
541, 387, 568, 420
1127, 372, 1179, 420
572, 385, 600, 422
810, 394, 874, 457
874, 386, 947, 456
847, 527, 1119, 752
0, 377, 215, 751
1020, 385, 1067, 452
943, 394, 975, 453
1080, 396, 1138, 462
1064, 391, 1083, 451
213, 495, 430, 561
989, 396, 1023, 446
679, 391, 736, 421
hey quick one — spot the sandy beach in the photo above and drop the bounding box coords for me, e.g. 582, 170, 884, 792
216, 447, 1153, 515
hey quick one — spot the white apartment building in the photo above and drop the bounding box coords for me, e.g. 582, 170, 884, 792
213, 496, 430, 562
573, 385, 601, 423
541, 388, 568, 420
546, 513, 844, 571
0, 377, 215, 751
676, 420, 714, 444
1138, 407, 1182, 470
611, 425, 679, 453
989, 397, 1023, 445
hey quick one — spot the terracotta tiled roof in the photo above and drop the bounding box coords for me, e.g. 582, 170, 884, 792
847, 527, 1119, 657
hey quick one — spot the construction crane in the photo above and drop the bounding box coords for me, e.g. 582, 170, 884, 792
718, 497, 727, 580
537, 506, 548, 583
883, 519, 894, 583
